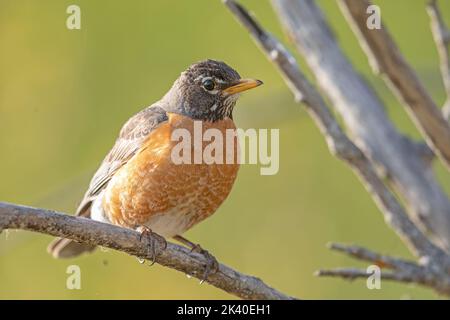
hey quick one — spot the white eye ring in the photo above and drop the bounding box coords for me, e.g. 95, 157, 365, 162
202, 78, 215, 91
200, 77, 219, 94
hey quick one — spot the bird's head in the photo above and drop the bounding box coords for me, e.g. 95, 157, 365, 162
163, 59, 263, 122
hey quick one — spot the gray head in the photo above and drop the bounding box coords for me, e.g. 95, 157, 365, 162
162, 59, 262, 122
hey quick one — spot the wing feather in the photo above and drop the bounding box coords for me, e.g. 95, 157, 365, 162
76, 105, 168, 216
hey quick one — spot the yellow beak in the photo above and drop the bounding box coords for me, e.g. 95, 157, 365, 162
223, 78, 263, 95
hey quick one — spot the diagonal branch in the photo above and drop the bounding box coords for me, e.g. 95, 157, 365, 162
316, 243, 450, 295
0, 201, 295, 300
339, 0, 450, 169
315, 268, 422, 286
271, 0, 450, 252
222, 0, 446, 262
223, 0, 450, 296
326, 242, 421, 271
427, 0, 450, 121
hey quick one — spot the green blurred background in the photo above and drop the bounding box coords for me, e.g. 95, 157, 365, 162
1, 0, 450, 299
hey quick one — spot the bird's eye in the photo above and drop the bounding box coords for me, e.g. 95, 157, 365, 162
202, 79, 215, 91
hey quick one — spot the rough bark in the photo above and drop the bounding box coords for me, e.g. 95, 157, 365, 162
427, 0, 450, 120
271, 0, 450, 251
224, 0, 450, 296
0, 202, 295, 300
339, 0, 450, 170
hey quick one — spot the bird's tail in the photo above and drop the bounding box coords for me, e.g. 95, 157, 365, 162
47, 199, 96, 258
47, 237, 96, 259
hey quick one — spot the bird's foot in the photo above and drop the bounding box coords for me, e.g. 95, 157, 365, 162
174, 235, 219, 283
136, 226, 167, 266
190, 244, 219, 284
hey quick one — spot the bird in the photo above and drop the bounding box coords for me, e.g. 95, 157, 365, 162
48, 59, 262, 278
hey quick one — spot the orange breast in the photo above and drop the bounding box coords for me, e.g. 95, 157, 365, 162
102, 113, 240, 237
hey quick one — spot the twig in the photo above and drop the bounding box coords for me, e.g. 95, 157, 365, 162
339, 0, 450, 169
271, 0, 450, 251
326, 242, 421, 271
315, 268, 418, 285
0, 202, 295, 300
427, 0, 450, 120
223, 0, 446, 263
316, 243, 450, 295
223, 0, 450, 295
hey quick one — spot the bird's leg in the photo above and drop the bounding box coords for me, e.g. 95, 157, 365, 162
174, 235, 219, 283
136, 226, 167, 266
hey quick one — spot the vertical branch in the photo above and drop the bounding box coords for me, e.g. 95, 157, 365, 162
427, 0, 450, 120
222, 0, 450, 295
271, 0, 450, 250
222, 0, 448, 263
338, 0, 450, 169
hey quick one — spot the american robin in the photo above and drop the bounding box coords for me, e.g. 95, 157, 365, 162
48, 59, 262, 277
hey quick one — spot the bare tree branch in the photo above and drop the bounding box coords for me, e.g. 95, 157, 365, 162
427, 0, 450, 120
223, 0, 450, 296
0, 202, 295, 300
315, 268, 421, 286
271, 0, 450, 251
338, 0, 450, 169
326, 242, 421, 271
316, 243, 450, 295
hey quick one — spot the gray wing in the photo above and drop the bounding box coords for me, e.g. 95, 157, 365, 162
48, 105, 169, 258
76, 105, 169, 216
